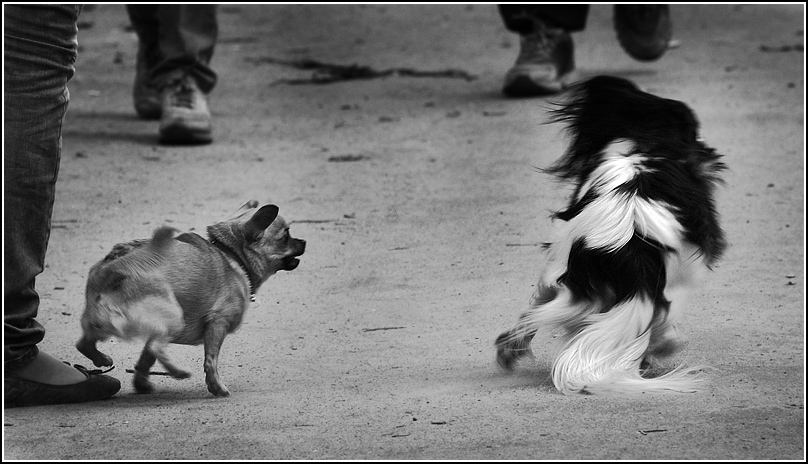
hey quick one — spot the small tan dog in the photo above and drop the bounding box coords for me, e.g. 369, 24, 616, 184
76, 201, 305, 397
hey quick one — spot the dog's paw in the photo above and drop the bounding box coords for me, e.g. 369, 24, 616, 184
495, 332, 532, 371
496, 348, 518, 371
170, 369, 192, 380
91, 353, 114, 368
204, 368, 230, 397
207, 383, 231, 398
133, 374, 155, 394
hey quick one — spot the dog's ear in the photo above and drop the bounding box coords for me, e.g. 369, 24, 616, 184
227, 200, 261, 221
244, 205, 279, 242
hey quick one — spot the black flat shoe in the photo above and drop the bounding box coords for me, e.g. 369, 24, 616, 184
4, 364, 121, 408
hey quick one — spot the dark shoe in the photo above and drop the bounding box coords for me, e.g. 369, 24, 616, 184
133, 43, 162, 120
503, 19, 576, 97
613, 5, 672, 62
4, 364, 121, 408
159, 77, 213, 145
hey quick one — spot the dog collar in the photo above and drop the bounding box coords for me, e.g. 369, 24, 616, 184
209, 239, 256, 302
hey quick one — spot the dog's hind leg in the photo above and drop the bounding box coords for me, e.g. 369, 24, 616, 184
132, 301, 192, 393
202, 320, 230, 397
76, 294, 122, 367
147, 336, 191, 380
133, 347, 157, 393
643, 303, 685, 372
76, 334, 114, 368
133, 337, 191, 393
127, 292, 191, 387
644, 246, 706, 368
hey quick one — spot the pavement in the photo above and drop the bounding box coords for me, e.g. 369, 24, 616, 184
2, 4, 804, 460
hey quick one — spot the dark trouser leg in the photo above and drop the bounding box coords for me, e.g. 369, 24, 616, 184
127, 4, 218, 92
3, 4, 81, 371
498, 5, 590, 34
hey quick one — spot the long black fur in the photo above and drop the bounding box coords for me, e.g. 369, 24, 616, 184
549, 75, 726, 265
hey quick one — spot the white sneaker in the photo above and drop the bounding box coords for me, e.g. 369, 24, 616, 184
159, 77, 212, 144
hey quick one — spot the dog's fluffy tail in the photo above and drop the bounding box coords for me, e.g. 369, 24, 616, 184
147, 226, 176, 255
552, 297, 706, 396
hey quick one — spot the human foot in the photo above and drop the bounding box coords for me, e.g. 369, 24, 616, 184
8, 351, 87, 385
4, 350, 121, 408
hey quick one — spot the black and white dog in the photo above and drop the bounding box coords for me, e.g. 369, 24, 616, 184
496, 76, 726, 395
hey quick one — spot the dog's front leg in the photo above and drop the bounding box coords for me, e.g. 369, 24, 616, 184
496, 325, 537, 370
203, 321, 230, 397
495, 284, 563, 369
496, 283, 579, 370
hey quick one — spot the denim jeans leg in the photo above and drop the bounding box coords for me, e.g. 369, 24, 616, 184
128, 4, 218, 93
3, 4, 81, 371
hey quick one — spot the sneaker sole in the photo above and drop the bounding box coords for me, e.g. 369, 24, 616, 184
159, 125, 213, 145
503, 70, 578, 98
